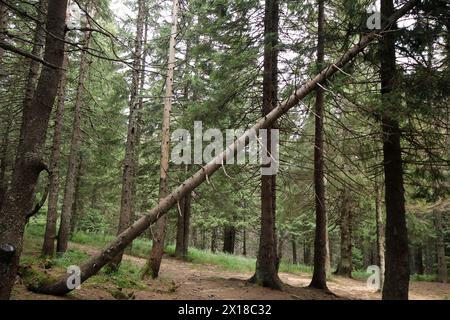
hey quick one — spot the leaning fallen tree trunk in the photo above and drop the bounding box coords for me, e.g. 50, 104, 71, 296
36, 0, 418, 295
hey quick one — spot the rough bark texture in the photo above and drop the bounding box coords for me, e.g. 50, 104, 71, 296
175, 192, 191, 258
434, 210, 448, 283
69, 153, 83, 235
0, 0, 67, 300
334, 189, 353, 277
381, 0, 410, 300
0, 117, 12, 211
107, 0, 145, 271
146, 0, 179, 278
309, 0, 328, 291
0, 3, 8, 60
57, 28, 92, 255
20, 0, 48, 122
34, 2, 418, 295
250, 0, 282, 290
223, 225, 236, 254
375, 178, 385, 288
42, 49, 68, 257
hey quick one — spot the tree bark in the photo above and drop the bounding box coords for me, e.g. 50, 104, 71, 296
375, 178, 385, 287
380, 0, 410, 300
223, 225, 236, 254
107, 0, 146, 271
250, 0, 282, 290
57, 27, 92, 255
69, 153, 83, 235
0, 117, 12, 211
42, 49, 68, 257
34, 2, 418, 295
414, 245, 424, 275
0, 0, 67, 300
175, 192, 192, 258
434, 210, 448, 283
0, 3, 8, 60
309, 0, 329, 291
210, 227, 217, 253
334, 189, 353, 277
242, 229, 247, 256
146, 0, 179, 279
20, 0, 48, 122
292, 237, 297, 264
380, 0, 411, 300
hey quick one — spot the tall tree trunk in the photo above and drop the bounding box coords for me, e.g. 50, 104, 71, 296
250, 0, 281, 290
0, 117, 12, 211
210, 227, 217, 253
70, 153, 83, 235
309, 0, 329, 291
242, 229, 247, 256
0, 3, 8, 60
57, 27, 92, 254
414, 245, 424, 275
42, 49, 68, 257
304, 240, 311, 265
380, 0, 410, 300
375, 178, 385, 288
175, 192, 192, 258
146, 0, 179, 278
334, 189, 352, 277
200, 229, 206, 250
0, 0, 68, 300
34, 2, 418, 295
107, 0, 146, 271
434, 210, 448, 283
223, 225, 236, 254
20, 0, 48, 121
292, 237, 297, 264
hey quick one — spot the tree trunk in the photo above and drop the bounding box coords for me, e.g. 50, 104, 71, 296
175, 192, 191, 258
223, 225, 236, 254
292, 237, 297, 264
434, 210, 448, 283
34, 3, 418, 295
242, 229, 247, 256
200, 229, 206, 250
20, 0, 48, 123
334, 189, 352, 277
380, 0, 410, 300
57, 27, 92, 255
42, 49, 68, 257
414, 245, 424, 275
146, 0, 179, 279
107, 0, 145, 271
250, 0, 281, 290
210, 227, 217, 253
304, 241, 311, 265
0, 117, 12, 211
0, 0, 68, 300
309, 0, 329, 291
69, 153, 83, 235
375, 178, 385, 288
0, 3, 8, 60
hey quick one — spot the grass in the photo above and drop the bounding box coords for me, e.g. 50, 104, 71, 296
23, 222, 449, 283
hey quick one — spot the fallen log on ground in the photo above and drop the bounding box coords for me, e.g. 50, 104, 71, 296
36, 0, 418, 296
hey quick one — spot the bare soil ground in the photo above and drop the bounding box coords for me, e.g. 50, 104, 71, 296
11, 243, 450, 300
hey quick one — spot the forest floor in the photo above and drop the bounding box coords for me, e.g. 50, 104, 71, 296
11, 241, 450, 300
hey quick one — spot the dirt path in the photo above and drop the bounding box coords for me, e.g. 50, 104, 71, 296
12, 242, 450, 300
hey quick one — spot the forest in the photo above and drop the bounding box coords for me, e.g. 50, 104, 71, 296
0, 0, 449, 302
